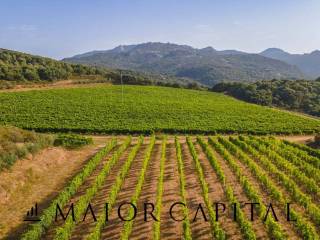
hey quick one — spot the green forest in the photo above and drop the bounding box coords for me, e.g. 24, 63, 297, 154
212, 79, 320, 117
0, 49, 108, 82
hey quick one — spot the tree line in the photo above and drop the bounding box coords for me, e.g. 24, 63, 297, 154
212, 79, 320, 117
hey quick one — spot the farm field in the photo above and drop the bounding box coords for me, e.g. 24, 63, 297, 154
12, 135, 320, 240
0, 85, 319, 134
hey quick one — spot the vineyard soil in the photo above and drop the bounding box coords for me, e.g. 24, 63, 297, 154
1, 135, 317, 239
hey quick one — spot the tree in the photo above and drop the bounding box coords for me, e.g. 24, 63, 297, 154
315, 134, 320, 146
23, 67, 40, 81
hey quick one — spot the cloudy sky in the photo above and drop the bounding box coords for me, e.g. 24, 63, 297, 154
1, 0, 319, 59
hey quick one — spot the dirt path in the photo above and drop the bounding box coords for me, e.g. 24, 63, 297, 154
276, 135, 315, 144
0, 141, 107, 239
99, 144, 148, 240
181, 141, 212, 239
0, 81, 112, 93
129, 140, 162, 239
193, 141, 243, 240
160, 140, 183, 239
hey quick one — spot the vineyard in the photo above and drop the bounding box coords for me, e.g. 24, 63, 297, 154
0, 85, 319, 134
17, 135, 320, 240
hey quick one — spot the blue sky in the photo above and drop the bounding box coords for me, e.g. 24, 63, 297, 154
1, 0, 319, 59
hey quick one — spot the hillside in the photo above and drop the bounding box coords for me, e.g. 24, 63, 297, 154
63, 42, 305, 85
212, 79, 320, 117
0, 48, 199, 89
0, 85, 319, 134
0, 48, 108, 82
260, 48, 320, 78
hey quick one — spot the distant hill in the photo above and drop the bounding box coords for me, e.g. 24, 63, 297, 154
63, 42, 305, 86
260, 48, 320, 78
0, 48, 198, 89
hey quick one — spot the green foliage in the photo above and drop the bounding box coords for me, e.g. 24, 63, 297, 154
283, 140, 320, 161
245, 137, 320, 197
0, 126, 53, 172
212, 79, 320, 117
54, 134, 93, 149
0, 48, 106, 82
256, 137, 320, 183
0, 85, 319, 134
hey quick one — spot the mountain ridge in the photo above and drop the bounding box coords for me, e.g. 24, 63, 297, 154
260, 48, 320, 78
63, 42, 307, 86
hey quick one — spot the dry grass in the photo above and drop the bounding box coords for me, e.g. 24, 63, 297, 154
0, 126, 53, 172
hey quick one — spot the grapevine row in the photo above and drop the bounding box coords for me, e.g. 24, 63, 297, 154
175, 136, 192, 240
192, 137, 252, 239
283, 140, 320, 168
225, 137, 319, 239
204, 137, 285, 240
120, 135, 156, 239
252, 136, 320, 184
54, 136, 133, 239
87, 136, 144, 240
283, 139, 320, 160
152, 136, 167, 240
233, 136, 320, 227
241, 136, 320, 198
21, 137, 119, 240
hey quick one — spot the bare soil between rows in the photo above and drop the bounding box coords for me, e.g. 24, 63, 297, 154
1, 136, 318, 239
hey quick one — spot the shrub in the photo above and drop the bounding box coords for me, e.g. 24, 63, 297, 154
0, 126, 54, 172
54, 134, 93, 149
